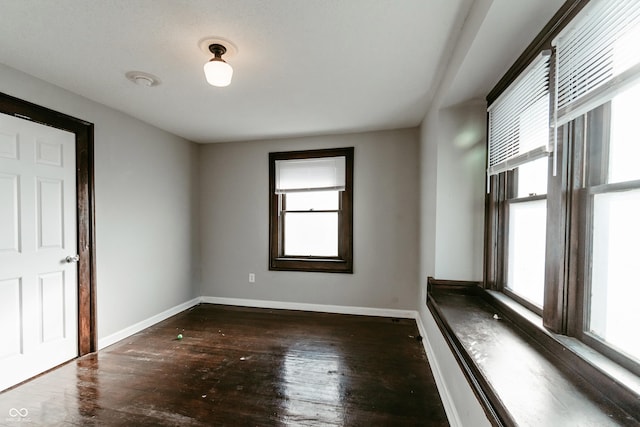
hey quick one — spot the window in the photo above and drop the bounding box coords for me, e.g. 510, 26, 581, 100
487, 50, 551, 313
578, 81, 640, 369
485, 0, 640, 376
269, 147, 353, 273
505, 157, 548, 311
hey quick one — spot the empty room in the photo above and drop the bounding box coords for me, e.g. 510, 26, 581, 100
0, 0, 639, 425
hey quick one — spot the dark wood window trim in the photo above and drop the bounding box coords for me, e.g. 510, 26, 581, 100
269, 147, 353, 273
0, 92, 97, 355
487, 99, 640, 387
483, 0, 640, 418
427, 278, 640, 426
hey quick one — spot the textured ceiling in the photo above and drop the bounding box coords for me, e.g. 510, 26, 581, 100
0, 0, 564, 143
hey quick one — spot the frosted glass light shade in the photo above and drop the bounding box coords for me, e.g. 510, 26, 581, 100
204, 59, 233, 87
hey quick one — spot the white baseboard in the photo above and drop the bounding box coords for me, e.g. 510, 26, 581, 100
200, 296, 417, 319
97, 297, 201, 350
97, 296, 414, 351
415, 313, 461, 427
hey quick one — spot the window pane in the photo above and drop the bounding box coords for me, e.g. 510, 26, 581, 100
284, 212, 338, 257
285, 191, 339, 211
516, 157, 548, 198
608, 81, 640, 184
507, 199, 546, 307
589, 189, 640, 362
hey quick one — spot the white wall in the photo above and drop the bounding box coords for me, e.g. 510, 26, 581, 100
199, 128, 420, 310
0, 64, 201, 340
434, 102, 486, 280
418, 102, 485, 283
418, 102, 489, 427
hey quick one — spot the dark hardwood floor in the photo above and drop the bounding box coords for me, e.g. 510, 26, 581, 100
0, 304, 448, 426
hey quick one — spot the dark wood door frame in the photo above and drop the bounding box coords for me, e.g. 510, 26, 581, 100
0, 91, 97, 355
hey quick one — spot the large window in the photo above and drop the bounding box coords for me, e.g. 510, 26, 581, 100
269, 147, 353, 273
485, 0, 640, 376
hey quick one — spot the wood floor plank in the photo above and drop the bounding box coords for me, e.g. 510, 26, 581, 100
0, 304, 448, 426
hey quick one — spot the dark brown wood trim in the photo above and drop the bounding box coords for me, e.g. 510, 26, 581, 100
483, 175, 500, 291
428, 278, 640, 424
426, 276, 482, 293
503, 288, 542, 317
542, 124, 569, 333
426, 279, 510, 427
0, 92, 97, 355
565, 123, 586, 338
587, 179, 640, 194
483, 173, 507, 292
268, 147, 353, 273
76, 122, 97, 354
486, 0, 590, 106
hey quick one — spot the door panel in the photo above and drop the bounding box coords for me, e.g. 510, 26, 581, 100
0, 173, 19, 253
0, 278, 21, 359
37, 178, 65, 249
40, 271, 66, 342
0, 113, 77, 392
0, 130, 18, 159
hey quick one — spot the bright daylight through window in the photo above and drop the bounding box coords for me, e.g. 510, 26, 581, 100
283, 191, 339, 257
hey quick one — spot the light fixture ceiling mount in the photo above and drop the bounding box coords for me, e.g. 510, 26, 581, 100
203, 41, 234, 87
209, 43, 227, 58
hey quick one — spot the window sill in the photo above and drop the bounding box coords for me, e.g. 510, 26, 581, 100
269, 257, 352, 273
427, 277, 639, 426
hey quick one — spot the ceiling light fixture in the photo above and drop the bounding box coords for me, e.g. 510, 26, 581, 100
204, 43, 233, 87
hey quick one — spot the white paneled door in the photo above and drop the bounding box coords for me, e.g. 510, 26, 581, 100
0, 113, 78, 391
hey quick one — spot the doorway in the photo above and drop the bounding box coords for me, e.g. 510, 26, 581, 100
0, 92, 96, 390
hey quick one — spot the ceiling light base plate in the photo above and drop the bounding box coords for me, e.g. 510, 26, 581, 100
199, 37, 238, 58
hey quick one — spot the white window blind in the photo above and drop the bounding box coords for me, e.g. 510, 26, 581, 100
275, 156, 345, 193
487, 51, 551, 177
553, 0, 640, 127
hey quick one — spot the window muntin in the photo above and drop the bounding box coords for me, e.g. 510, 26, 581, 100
269, 147, 353, 273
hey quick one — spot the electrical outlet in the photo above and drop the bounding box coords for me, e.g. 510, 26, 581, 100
249, 273, 255, 283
